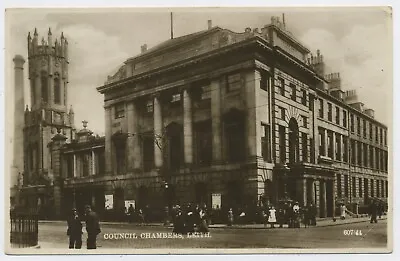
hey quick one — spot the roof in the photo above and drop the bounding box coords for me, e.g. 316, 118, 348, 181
126, 27, 221, 63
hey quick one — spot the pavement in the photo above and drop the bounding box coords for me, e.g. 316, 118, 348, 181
38, 215, 386, 229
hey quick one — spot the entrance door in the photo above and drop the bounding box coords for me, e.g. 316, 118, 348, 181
326, 180, 334, 217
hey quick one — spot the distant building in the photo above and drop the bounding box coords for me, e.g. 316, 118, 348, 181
16, 16, 388, 219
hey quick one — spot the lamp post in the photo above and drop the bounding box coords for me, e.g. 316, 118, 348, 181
163, 181, 170, 226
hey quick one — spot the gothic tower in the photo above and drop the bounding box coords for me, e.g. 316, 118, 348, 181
23, 28, 75, 191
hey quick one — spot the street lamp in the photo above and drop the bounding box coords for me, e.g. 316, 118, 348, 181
163, 181, 171, 226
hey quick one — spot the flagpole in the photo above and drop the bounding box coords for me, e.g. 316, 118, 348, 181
170, 12, 174, 39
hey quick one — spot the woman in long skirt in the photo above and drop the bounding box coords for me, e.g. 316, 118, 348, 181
268, 206, 277, 228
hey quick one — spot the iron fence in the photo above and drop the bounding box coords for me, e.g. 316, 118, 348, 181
10, 211, 38, 248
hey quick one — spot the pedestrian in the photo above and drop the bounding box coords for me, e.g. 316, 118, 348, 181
198, 207, 209, 232
268, 206, 277, 228
128, 204, 135, 223
302, 204, 310, 228
277, 206, 285, 228
185, 204, 195, 233
227, 208, 234, 226
262, 208, 268, 227
369, 200, 378, 224
377, 203, 383, 219
173, 205, 185, 234
292, 202, 301, 228
67, 208, 82, 249
138, 209, 145, 225
340, 203, 346, 220
84, 205, 101, 250
309, 203, 317, 226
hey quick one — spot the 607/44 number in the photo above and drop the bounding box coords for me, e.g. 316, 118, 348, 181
343, 229, 363, 236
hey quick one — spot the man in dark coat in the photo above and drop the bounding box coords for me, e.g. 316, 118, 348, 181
67, 208, 82, 249
369, 200, 378, 224
85, 205, 101, 249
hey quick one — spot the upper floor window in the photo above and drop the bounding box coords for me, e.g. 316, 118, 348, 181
384, 130, 387, 145
357, 117, 361, 135
335, 106, 340, 125
308, 93, 314, 111
54, 77, 61, 104
302, 115, 307, 128
380, 128, 383, 144
369, 123, 373, 140
343, 110, 347, 127
375, 126, 379, 143
290, 83, 296, 101
260, 74, 270, 92
261, 123, 272, 162
227, 73, 241, 92
319, 99, 324, 118
301, 90, 307, 106
328, 103, 333, 122
280, 107, 286, 120
350, 114, 354, 132
115, 103, 125, 119
363, 120, 367, 138
279, 77, 285, 96
41, 71, 48, 103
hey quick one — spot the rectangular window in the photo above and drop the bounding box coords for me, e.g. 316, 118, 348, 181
301, 90, 307, 106
337, 174, 342, 198
310, 138, 315, 163
370, 179, 374, 197
384, 130, 387, 145
115, 103, 125, 119
279, 77, 285, 96
115, 142, 126, 175
377, 180, 380, 197
261, 74, 270, 92
328, 103, 333, 122
363, 143, 368, 167
327, 131, 333, 158
375, 147, 380, 170
290, 83, 296, 101
201, 85, 211, 100
343, 137, 348, 163
335, 106, 340, 124
344, 175, 349, 197
261, 123, 272, 162
386, 181, 388, 197
350, 139, 356, 164
358, 178, 362, 197
146, 100, 153, 113
302, 132, 308, 162
280, 107, 286, 120
352, 177, 357, 198
302, 115, 307, 128
369, 146, 374, 169
380, 128, 383, 144
319, 128, 325, 156
350, 114, 355, 132
308, 94, 314, 111
369, 124, 373, 140
375, 126, 379, 143
363, 120, 367, 138
227, 73, 241, 92
343, 110, 347, 127
357, 142, 362, 166
279, 125, 286, 163
319, 99, 324, 118
357, 117, 361, 135
195, 121, 212, 166
335, 134, 341, 161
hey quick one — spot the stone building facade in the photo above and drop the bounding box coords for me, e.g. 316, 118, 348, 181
16, 17, 388, 219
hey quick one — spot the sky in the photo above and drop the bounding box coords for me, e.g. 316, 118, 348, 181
5, 7, 392, 136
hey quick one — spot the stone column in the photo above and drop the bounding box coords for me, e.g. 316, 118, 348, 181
245, 70, 262, 159
91, 150, 96, 175
73, 154, 77, 177
105, 107, 112, 174
211, 78, 222, 163
154, 94, 163, 168
320, 180, 327, 218
183, 88, 193, 165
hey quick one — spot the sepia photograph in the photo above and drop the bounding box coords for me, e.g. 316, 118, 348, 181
4, 6, 393, 254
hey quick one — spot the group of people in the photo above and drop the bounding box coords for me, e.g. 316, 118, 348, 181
172, 204, 209, 234
67, 205, 101, 249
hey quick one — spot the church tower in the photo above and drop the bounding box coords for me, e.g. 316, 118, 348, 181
23, 28, 75, 189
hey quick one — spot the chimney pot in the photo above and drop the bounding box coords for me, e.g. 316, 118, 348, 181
141, 44, 148, 53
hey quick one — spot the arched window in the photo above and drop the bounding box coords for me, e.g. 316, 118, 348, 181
40, 71, 48, 103
289, 118, 300, 163
54, 76, 61, 104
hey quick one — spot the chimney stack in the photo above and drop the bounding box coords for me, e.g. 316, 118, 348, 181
12, 55, 26, 193
208, 20, 212, 30
141, 44, 148, 54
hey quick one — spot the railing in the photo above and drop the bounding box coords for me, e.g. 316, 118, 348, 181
10, 211, 38, 248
